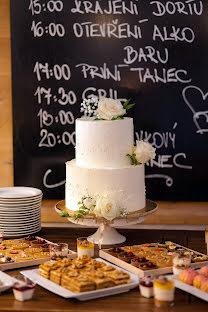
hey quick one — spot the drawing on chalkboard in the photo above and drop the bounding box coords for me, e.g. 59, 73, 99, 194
182, 86, 208, 134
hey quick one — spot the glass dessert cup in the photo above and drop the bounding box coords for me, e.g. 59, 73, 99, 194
172, 252, 191, 275
77, 237, 94, 258
13, 275, 35, 302
153, 276, 175, 307
139, 276, 154, 298
49, 243, 68, 259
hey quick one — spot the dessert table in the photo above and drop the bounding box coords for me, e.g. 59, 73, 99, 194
0, 227, 207, 312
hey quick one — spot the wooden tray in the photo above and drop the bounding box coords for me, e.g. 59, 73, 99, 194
0, 236, 77, 271
99, 242, 208, 277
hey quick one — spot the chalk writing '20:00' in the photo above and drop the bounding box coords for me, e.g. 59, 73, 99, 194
39, 129, 75, 147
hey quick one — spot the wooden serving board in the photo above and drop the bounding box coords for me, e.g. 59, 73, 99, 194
99, 242, 208, 277
0, 236, 77, 271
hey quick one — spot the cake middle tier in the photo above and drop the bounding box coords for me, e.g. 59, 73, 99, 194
75, 117, 133, 168
65, 159, 146, 213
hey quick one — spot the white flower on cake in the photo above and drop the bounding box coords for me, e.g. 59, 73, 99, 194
96, 97, 126, 120
94, 196, 118, 221
127, 140, 156, 165
134, 140, 156, 164
82, 197, 96, 210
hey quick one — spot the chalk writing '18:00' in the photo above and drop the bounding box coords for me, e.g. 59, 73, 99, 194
38, 129, 75, 147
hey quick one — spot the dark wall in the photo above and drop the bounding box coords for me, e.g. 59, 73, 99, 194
10, 0, 208, 201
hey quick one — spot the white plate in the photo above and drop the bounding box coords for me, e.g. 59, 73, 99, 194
0, 206, 41, 215
0, 194, 42, 203
0, 271, 15, 292
21, 258, 138, 301
3, 222, 41, 230
0, 218, 41, 225
3, 225, 41, 234
0, 205, 41, 212
0, 200, 42, 207
0, 187, 42, 199
169, 273, 208, 302
0, 212, 41, 219
4, 228, 41, 237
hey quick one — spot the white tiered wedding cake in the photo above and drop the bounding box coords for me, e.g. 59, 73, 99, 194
65, 97, 155, 221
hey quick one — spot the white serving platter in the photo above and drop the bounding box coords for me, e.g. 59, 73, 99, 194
168, 272, 208, 302
0, 187, 42, 199
21, 258, 138, 301
0, 271, 16, 292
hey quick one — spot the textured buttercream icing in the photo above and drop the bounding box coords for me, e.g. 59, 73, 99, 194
76, 117, 133, 168
66, 159, 145, 213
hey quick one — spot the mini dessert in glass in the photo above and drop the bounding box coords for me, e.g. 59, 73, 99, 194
153, 276, 175, 307
77, 237, 94, 258
49, 243, 68, 259
172, 252, 191, 275
13, 276, 35, 301
139, 276, 153, 298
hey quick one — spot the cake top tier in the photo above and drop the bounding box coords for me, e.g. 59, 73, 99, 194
75, 117, 133, 169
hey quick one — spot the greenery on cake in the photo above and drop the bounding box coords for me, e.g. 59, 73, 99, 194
80, 97, 135, 120
127, 140, 156, 165
59, 195, 127, 222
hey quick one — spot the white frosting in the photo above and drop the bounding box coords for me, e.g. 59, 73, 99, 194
154, 288, 175, 301
75, 117, 133, 168
65, 159, 145, 213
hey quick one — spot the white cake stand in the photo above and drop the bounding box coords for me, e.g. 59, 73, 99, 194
55, 200, 157, 245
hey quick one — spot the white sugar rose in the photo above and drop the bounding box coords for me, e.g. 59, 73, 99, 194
83, 197, 96, 211
133, 140, 156, 164
94, 197, 118, 221
97, 97, 126, 120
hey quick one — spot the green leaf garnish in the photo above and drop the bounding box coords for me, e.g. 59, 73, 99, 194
123, 98, 135, 111
59, 211, 70, 217
126, 153, 141, 166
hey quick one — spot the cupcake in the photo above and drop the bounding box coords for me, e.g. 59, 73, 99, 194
139, 277, 153, 298
172, 252, 191, 275
153, 277, 175, 307
193, 274, 207, 289
200, 265, 208, 277
179, 268, 198, 285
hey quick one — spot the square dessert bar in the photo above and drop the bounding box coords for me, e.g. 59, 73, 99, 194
39, 256, 130, 293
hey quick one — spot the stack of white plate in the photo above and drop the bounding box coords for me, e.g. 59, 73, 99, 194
0, 187, 42, 237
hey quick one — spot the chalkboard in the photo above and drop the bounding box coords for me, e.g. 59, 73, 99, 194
10, 0, 208, 201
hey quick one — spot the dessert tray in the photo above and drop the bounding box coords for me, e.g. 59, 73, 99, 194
171, 272, 208, 303
0, 236, 76, 271
0, 271, 16, 293
55, 200, 158, 245
99, 242, 208, 277
21, 258, 138, 301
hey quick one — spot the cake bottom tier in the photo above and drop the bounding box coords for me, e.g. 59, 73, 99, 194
65, 159, 145, 214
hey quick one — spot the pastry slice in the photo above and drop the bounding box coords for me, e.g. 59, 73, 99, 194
50, 267, 69, 285
11, 243, 30, 250
64, 274, 96, 293
106, 270, 130, 285
90, 271, 114, 289
39, 260, 59, 279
